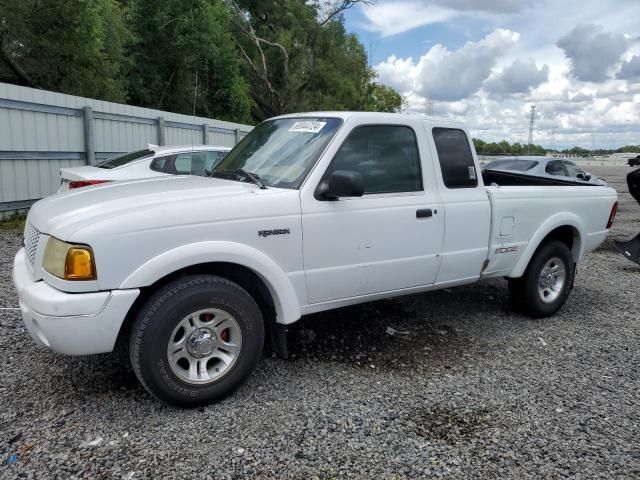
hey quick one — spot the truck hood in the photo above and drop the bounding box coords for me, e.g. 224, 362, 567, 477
29, 176, 265, 238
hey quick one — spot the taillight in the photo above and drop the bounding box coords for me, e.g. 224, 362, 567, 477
68, 180, 111, 189
606, 201, 618, 229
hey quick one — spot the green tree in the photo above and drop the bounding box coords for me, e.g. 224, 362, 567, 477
127, 0, 251, 122
364, 83, 404, 113
0, 0, 129, 101
226, 0, 401, 120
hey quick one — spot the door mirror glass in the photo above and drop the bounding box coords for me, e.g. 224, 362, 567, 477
317, 170, 364, 200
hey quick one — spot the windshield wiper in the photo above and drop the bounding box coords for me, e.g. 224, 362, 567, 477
211, 168, 267, 189
235, 168, 266, 189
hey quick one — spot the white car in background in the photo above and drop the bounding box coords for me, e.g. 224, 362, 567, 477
482, 156, 607, 186
58, 145, 231, 192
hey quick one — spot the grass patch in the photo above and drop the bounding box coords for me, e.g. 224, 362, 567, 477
0, 212, 26, 230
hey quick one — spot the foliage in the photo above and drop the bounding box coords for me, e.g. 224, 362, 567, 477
473, 138, 640, 156
560, 145, 640, 155
126, 0, 252, 122
0, 0, 129, 102
226, 0, 402, 121
0, 0, 401, 123
473, 138, 546, 156
0, 211, 26, 230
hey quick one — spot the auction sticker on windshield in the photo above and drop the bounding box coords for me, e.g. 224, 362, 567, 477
289, 121, 327, 134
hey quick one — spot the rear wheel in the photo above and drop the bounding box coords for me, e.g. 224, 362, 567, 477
508, 240, 574, 318
129, 275, 264, 406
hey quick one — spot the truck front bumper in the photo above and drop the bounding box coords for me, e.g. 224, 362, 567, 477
12, 248, 140, 355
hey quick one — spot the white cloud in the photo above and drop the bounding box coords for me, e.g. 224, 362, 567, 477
484, 58, 549, 95
439, 0, 529, 13
617, 55, 640, 80
557, 24, 630, 82
359, 2, 456, 37
376, 29, 519, 101
359, 0, 531, 37
359, 0, 640, 148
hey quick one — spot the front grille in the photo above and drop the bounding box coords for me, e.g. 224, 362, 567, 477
23, 223, 40, 267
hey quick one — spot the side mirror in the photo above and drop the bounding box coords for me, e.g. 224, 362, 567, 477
316, 170, 364, 200
577, 172, 591, 181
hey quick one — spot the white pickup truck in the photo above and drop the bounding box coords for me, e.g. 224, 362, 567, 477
13, 112, 618, 406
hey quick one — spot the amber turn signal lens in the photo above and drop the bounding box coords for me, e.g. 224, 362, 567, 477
65, 248, 96, 280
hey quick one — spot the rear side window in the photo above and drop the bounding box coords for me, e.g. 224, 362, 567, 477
150, 155, 172, 172
545, 160, 565, 176
432, 128, 477, 188
169, 152, 222, 176
327, 125, 422, 194
563, 161, 584, 177
203, 151, 225, 171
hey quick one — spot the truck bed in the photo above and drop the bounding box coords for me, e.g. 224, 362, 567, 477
482, 169, 599, 187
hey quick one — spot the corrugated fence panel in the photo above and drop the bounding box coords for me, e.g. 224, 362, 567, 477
0, 83, 252, 215
165, 126, 204, 146
209, 131, 237, 147
94, 118, 158, 153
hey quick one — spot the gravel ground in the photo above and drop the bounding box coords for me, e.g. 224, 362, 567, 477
1, 166, 639, 479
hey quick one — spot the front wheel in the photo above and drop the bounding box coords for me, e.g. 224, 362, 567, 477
129, 275, 264, 406
508, 240, 574, 318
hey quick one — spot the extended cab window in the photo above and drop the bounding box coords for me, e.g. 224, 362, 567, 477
326, 125, 422, 194
432, 128, 478, 189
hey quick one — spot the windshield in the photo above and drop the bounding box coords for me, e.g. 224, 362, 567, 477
212, 117, 342, 188
484, 159, 538, 171
97, 149, 153, 169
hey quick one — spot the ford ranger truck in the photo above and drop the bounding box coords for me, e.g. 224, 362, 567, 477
12, 112, 619, 406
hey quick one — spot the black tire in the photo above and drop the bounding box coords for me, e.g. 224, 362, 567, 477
129, 275, 264, 407
508, 240, 574, 318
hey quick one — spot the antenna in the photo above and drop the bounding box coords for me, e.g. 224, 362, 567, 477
192, 70, 198, 149
192, 70, 198, 117
527, 105, 536, 154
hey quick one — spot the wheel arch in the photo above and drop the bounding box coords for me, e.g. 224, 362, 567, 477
508, 214, 584, 279
119, 241, 302, 325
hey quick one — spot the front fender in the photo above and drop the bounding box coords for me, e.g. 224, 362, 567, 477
508, 212, 585, 278
119, 241, 301, 324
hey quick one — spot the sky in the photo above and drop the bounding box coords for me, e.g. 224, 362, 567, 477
342, 0, 640, 149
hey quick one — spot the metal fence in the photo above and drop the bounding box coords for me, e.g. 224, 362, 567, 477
0, 83, 252, 215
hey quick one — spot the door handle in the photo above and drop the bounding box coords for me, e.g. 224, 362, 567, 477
416, 208, 433, 218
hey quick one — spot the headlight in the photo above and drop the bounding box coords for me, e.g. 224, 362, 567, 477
43, 237, 96, 280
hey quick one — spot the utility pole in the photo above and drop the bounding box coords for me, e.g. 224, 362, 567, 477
426, 99, 433, 116
527, 105, 536, 154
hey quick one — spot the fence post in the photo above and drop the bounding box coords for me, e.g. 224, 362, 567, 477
82, 106, 95, 165
157, 116, 166, 146
235, 128, 241, 145
202, 124, 208, 145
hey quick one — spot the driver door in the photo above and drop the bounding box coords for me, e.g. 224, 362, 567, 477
300, 122, 444, 304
